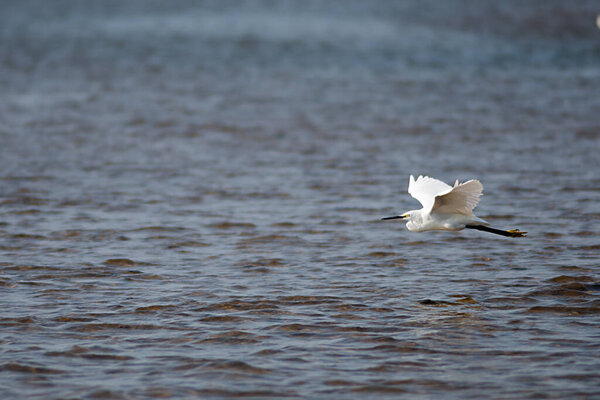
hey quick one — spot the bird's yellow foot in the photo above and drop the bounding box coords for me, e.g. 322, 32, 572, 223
507, 229, 527, 238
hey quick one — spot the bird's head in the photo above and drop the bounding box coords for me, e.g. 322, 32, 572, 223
381, 210, 422, 232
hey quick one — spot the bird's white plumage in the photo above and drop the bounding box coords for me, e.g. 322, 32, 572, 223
408, 175, 482, 214
401, 175, 487, 232
432, 179, 483, 215
408, 175, 452, 211
383, 175, 526, 237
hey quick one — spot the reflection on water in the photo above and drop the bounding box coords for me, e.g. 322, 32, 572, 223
1, 0, 599, 398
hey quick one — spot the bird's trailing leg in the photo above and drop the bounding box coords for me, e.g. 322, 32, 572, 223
465, 225, 527, 238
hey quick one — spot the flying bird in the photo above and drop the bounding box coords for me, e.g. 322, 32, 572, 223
382, 175, 526, 237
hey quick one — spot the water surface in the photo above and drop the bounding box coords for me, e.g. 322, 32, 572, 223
1, 1, 600, 398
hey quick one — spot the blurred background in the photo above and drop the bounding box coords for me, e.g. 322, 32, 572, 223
1, 1, 599, 399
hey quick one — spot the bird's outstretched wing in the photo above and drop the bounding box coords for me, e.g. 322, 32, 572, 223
431, 179, 483, 215
408, 175, 453, 211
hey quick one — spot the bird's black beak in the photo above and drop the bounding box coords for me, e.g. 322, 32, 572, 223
381, 215, 406, 220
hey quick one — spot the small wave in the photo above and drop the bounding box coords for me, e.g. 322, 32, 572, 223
526, 302, 600, 315
2, 363, 65, 374
200, 300, 279, 312
210, 221, 257, 229
198, 331, 260, 345
134, 305, 178, 313
103, 258, 138, 267
69, 323, 172, 332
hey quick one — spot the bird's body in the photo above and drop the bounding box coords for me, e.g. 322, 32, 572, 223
403, 209, 488, 232
382, 175, 526, 238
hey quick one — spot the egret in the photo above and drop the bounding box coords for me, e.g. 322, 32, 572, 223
382, 175, 526, 238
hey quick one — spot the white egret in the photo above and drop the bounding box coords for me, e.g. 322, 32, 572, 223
382, 175, 526, 237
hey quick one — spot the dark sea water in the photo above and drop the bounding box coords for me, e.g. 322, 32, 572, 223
1, 1, 600, 398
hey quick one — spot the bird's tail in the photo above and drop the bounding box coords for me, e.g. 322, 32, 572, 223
469, 216, 489, 226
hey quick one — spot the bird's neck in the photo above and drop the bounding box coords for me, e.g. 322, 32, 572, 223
407, 209, 424, 225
